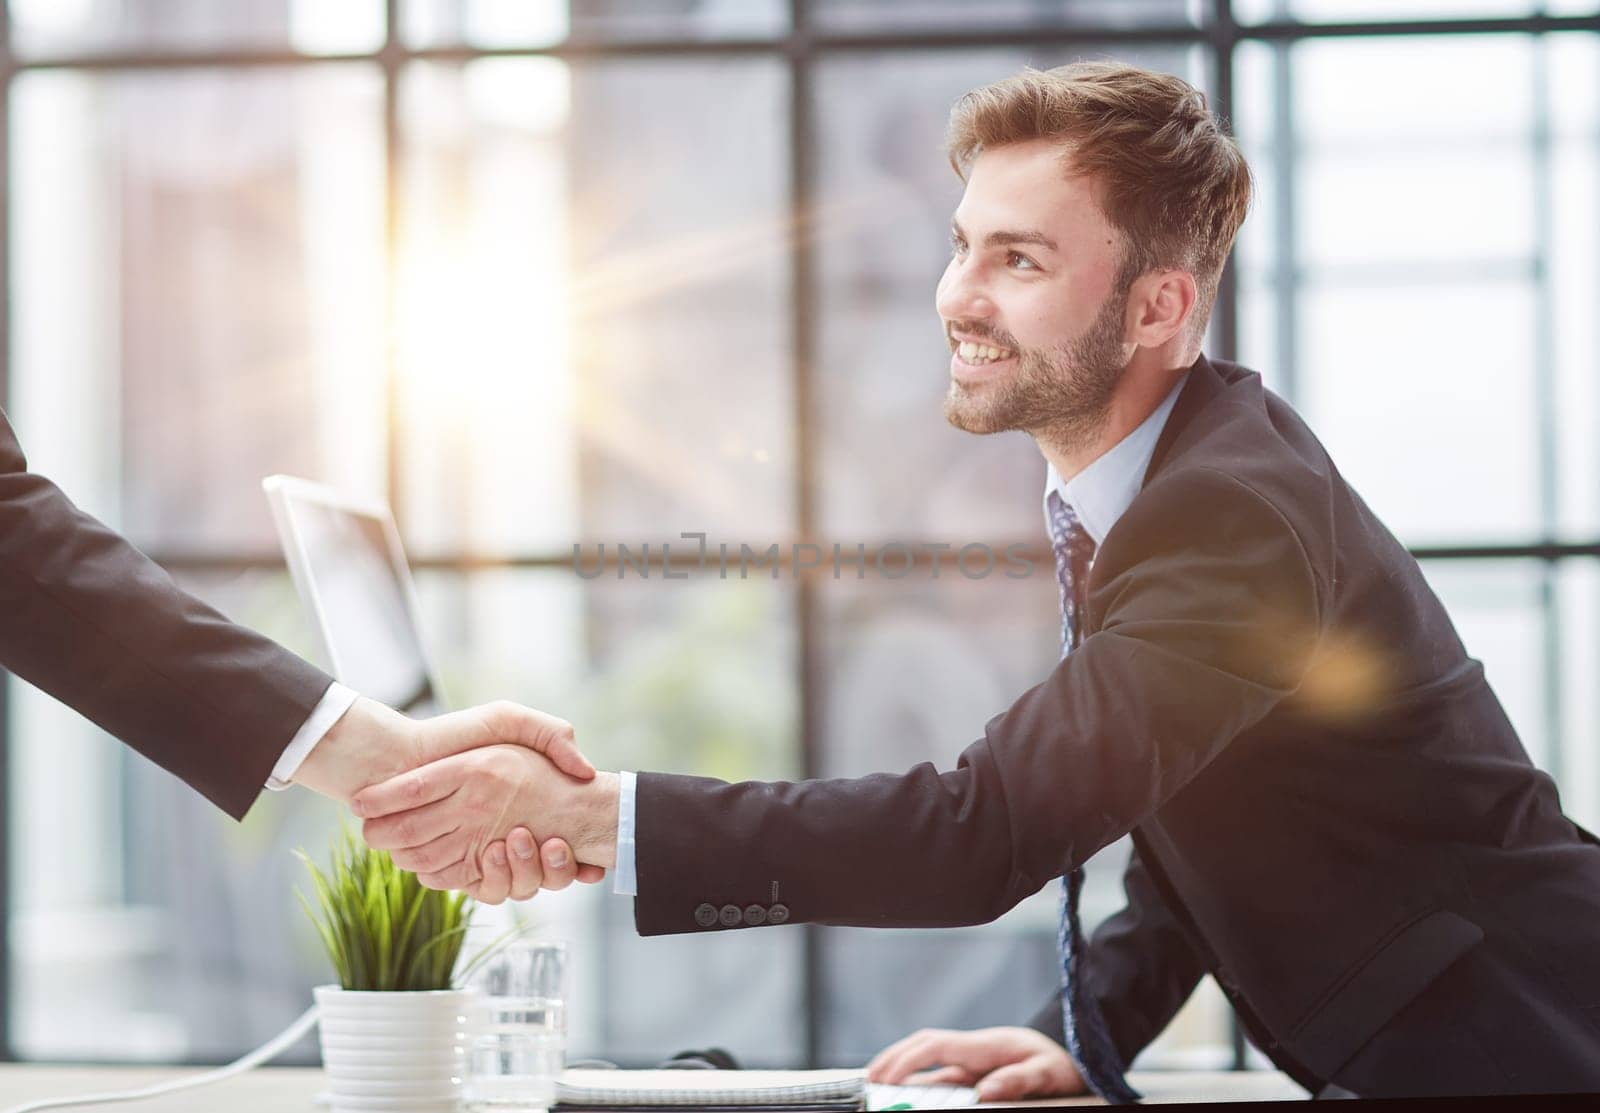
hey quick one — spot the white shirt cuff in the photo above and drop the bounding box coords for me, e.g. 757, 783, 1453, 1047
612, 770, 638, 896
265, 682, 360, 791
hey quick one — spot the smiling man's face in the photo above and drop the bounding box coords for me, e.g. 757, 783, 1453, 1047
936, 139, 1134, 449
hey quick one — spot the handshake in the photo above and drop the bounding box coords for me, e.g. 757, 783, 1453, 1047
292, 697, 1092, 1103
293, 696, 619, 905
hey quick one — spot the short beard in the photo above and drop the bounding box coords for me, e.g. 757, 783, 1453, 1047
943, 282, 1131, 455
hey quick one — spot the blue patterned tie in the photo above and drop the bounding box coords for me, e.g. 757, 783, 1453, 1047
1045, 490, 1141, 1104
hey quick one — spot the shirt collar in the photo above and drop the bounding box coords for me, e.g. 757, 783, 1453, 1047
1042, 372, 1190, 547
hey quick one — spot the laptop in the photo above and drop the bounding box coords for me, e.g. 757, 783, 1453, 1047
262, 474, 446, 716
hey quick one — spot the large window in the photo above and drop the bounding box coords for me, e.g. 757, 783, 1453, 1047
4, 0, 1599, 1074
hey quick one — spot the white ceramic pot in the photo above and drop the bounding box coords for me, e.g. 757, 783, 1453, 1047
315, 984, 477, 1113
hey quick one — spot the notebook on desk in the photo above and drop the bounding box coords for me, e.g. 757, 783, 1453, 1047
555, 1069, 867, 1110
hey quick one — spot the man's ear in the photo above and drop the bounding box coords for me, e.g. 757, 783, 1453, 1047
1127, 269, 1198, 349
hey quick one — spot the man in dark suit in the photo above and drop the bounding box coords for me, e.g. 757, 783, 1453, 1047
0, 403, 599, 902
356, 62, 1600, 1098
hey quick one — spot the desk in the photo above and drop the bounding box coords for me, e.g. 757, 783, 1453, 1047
0, 1066, 1311, 1110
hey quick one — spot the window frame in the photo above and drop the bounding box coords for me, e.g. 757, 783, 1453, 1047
4, 0, 1599, 1068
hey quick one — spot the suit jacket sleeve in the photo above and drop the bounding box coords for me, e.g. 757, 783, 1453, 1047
633, 465, 1322, 935
0, 408, 334, 819
1026, 841, 1209, 1070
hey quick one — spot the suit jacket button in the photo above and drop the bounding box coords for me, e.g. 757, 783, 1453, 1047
743, 904, 767, 927
768, 903, 790, 925
694, 903, 719, 928
719, 903, 743, 927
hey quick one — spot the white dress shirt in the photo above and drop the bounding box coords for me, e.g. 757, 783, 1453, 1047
1043, 372, 1189, 547
610, 371, 1190, 899
264, 681, 360, 790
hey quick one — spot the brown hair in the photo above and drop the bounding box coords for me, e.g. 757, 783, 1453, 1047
946, 61, 1253, 343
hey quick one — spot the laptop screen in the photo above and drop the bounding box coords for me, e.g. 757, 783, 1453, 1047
270, 487, 443, 717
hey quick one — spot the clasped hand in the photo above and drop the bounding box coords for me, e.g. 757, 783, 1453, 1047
347, 702, 612, 905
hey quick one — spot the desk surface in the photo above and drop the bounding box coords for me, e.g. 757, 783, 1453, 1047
0, 1065, 1310, 1110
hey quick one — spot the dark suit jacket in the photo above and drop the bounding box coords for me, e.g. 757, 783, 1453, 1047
0, 407, 333, 819
631, 355, 1600, 1094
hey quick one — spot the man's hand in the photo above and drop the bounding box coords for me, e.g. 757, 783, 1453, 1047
467, 829, 605, 904
352, 743, 621, 891
866, 1027, 1086, 1103
290, 697, 595, 807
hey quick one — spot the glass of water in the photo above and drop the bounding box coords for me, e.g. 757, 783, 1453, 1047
464, 940, 568, 1112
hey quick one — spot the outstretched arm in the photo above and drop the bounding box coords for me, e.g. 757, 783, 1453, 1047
0, 407, 334, 818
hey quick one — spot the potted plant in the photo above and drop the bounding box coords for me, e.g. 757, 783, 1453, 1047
298, 826, 480, 1112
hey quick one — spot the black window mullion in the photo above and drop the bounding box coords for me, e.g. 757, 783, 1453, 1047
1268, 17, 1298, 408
1531, 31, 1563, 788
787, 0, 825, 1069
1213, 0, 1239, 365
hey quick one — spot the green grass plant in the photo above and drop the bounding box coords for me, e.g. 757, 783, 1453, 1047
296, 825, 474, 991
